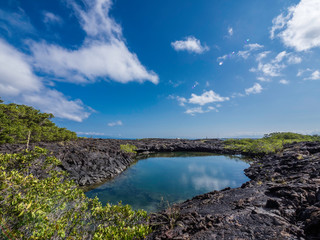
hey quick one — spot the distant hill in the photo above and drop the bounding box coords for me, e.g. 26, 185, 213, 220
0, 99, 77, 144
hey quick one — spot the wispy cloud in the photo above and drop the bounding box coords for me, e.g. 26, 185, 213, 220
237, 43, 264, 59
0, 9, 36, 37
29, 0, 159, 84
245, 83, 263, 95
185, 106, 216, 116
77, 132, 105, 136
171, 36, 209, 54
108, 120, 123, 127
271, 0, 320, 51
217, 43, 263, 65
43, 12, 63, 25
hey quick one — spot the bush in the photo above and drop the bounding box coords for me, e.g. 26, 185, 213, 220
224, 132, 320, 156
120, 144, 138, 154
0, 148, 151, 239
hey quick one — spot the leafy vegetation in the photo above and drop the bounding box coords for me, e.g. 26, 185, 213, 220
0, 100, 77, 144
224, 132, 320, 156
120, 144, 138, 154
0, 147, 151, 239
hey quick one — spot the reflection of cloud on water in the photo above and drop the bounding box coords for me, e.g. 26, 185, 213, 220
180, 173, 188, 185
188, 163, 206, 173
192, 175, 237, 191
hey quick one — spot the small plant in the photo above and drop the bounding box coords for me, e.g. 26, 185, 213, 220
120, 144, 138, 154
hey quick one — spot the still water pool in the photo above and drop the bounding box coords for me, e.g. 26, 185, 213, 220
85, 152, 250, 212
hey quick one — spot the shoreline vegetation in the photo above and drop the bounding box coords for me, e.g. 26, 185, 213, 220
1, 101, 319, 239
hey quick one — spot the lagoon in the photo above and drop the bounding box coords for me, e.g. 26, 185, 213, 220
85, 152, 250, 212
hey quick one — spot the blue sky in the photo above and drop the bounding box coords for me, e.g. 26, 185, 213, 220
0, 0, 320, 138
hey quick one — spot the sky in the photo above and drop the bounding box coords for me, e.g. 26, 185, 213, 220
0, 0, 320, 138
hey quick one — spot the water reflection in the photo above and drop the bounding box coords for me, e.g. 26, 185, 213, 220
85, 152, 250, 212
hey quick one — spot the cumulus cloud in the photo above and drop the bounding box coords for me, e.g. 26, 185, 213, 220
0, 39, 91, 122
0, 39, 42, 96
171, 89, 228, 115
189, 90, 230, 106
251, 50, 301, 78
271, 0, 320, 51
108, 120, 123, 127
245, 83, 263, 95
287, 55, 302, 64
304, 70, 320, 80
171, 36, 209, 54
257, 77, 271, 82
279, 79, 289, 85
29, 0, 158, 84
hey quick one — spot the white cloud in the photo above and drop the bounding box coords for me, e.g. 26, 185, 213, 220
245, 83, 263, 95
257, 77, 270, 82
256, 62, 283, 77
189, 90, 229, 106
252, 50, 301, 78
177, 97, 187, 106
271, 0, 320, 51
29, 0, 158, 84
237, 43, 264, 59
43, 12, 63, 25
0, 38, 91, 122
171, 36, 209, 54
185, 106, 215, 116
0, 39, 42, 96
304, 70, 320, 80
279, 79, 289, 84
273, 51, 287, 63
256, 51, 271, 61
108, 120, 123, 127
218, 43, 263, 65
287, 55, 302, 64
23, 89, 90, 122
77, 132, 105, 136
0, 9, 36, 36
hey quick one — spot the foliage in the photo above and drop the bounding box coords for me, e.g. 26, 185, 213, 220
0, 148, 151, 239
0, 101, 77, 144
224, 132, 320, 156
120, 144, 138, 154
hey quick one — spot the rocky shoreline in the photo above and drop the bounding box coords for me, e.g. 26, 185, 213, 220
147, 141, 320, 239
0, 139, 319, 239
0, 138, 232, 186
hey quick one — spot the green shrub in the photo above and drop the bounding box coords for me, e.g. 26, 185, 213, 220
120, 144, 138, 154
0, 148, 151, 239
224, 132, 320, 156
